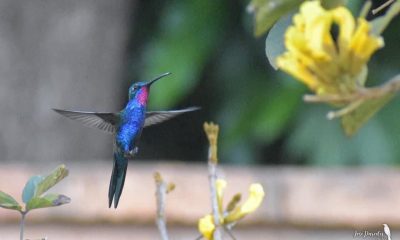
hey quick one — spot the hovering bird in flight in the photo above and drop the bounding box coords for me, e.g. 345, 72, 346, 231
54, 72, 199, 208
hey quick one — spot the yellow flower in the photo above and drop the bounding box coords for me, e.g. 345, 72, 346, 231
198, 215, 215, 240
225, 183, 265, 223
216, 179, 227, 213
197, 180, 265, 239
277, 1, 384, 96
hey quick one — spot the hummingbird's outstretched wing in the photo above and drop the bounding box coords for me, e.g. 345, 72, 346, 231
144, 107, 200, 128
53, 109, 119, 134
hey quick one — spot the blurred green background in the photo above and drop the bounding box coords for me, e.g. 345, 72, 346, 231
127, 0, 400, 165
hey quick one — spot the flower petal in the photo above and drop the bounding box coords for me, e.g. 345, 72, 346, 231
225, 183, 265, 223
240, 184, 265, 214
276, 0, 384, 97
216, 179, 226, 213
331, 6, 355, 67
349, 19, 384, 75
198, 215, 215, 240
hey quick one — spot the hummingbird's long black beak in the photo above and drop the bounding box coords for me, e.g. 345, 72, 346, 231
146, 72, 171, 87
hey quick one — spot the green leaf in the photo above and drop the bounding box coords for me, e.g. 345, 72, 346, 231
320, 0, 346, 9
341, 94, 394, 136
265, 12, 293, 70
370, 1, 400, 35
263, 0, 348, 69
22, 175, 44, 204
26, 193, 71, 211
359, 1, 372, 19
247, 0, 301, 37
0, 191, 21, 211
35, 165, 69, 198
247, 0, 345, 37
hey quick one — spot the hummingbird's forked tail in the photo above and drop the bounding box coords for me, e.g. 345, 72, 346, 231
108, 152, 128, 208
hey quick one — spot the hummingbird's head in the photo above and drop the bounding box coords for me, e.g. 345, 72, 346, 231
128, 72, 171, 104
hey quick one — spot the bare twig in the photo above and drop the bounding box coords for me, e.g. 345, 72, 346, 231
326, 99, 364, 119
20, 212, 26, 240
303, 75, 400, 104
195, 235, 204, 240
223, 226, 237, 240
360, 1, 372, 18
154, 172, 173, 240
204, 122, 222, 240
208, 162, 222, 240
372, 0, 395, 14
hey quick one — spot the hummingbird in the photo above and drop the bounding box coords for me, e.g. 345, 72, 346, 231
53, 72, 199, 208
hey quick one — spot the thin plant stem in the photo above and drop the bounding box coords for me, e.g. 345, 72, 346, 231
208, 161, 222, 240
326, 99, 364, 119
20, 212, 26, 240
372, 0, 400, 35
223, 226, 237, 240
303, 75, 400, 104
204, 122, 222, 240
372, 0, 395, 14
359, 1, 372, 18
154, 172, 170, 240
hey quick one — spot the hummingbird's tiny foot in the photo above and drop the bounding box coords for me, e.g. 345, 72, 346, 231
125, 147, 138, 158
